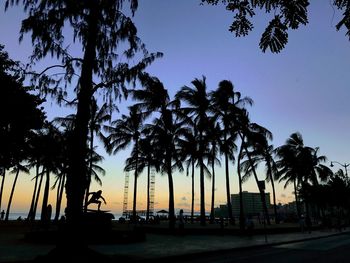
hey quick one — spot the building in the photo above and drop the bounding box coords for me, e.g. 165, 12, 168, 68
214, 204, 228, 218
231, 191, 271, 216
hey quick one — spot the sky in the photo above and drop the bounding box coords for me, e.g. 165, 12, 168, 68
0, 1, 350, 216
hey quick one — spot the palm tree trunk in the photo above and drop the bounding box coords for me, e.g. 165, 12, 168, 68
210, 151, 215, 224
199, 133, 206, 226
132, 141, 139, 221
28, 164, 40, 221
146, 163, 150, 221
5, 168, 20, 221
41, 169, 50, 221
0, 169, 6, 212
225, 151, 233, 223
240, 134, 270, 225
33, 168, 44, 220
167, 152, 175, 230
294, 179, 301, 218
268, 168, 278, 224
65, 1, 98, 224
54, 175, 63, 221
237, 143, 245, 231
191, 160, 195, 224
55, 173, 66, 221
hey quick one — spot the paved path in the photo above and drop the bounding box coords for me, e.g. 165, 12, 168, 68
0, 226, 348, 262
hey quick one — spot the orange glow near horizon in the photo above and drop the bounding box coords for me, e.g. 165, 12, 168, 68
1, 166, 294, 217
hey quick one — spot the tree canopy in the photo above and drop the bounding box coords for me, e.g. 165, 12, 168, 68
0, 45, 46, 169
202, 0, 350, 53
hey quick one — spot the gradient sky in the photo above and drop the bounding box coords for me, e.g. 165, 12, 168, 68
0, 1, 350, 215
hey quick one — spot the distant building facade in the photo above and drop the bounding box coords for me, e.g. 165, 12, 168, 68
214, 204, 228, 218
231, 191, 271, 216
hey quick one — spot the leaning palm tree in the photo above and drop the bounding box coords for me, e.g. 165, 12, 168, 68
238, 111, 273, 225
104, 105, 144, 220
5, 163, 29, 221
0, 167, 6, 213
176, 76, 211, 226
210, 80, 253, 224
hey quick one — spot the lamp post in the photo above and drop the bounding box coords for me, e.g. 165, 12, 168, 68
330, 161, 349, 177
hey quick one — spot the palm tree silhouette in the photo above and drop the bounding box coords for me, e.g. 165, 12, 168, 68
210, 80, 253, 224
5, 163, 29, 221
176, 76, 211, 226
206, 119, 221, 223
146, 106, 186, 229
276, 132, 308, 218
104, 105, 144, 220
238, 112, 272, 225
178, 128, 198, 223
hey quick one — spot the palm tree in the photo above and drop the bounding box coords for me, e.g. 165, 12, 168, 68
276, 132, 309, 218
0, 168, 6, 213
177, 128, 198, 223
210, 80, 253, 224
176, 76, 211, 226
130, 75, 183, 229
146, 106, 186, 229
206, 119, 221, 223
238, 111, 273, 225
125, 135, 160, 221
5, 164, 29, 221
104, 105, 144, 220
241, 142, 279, 224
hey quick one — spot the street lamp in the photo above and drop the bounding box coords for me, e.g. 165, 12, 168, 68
330, 161, 349, 176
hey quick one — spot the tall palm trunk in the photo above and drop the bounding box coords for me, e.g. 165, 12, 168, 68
240, 134, 270, 225
54, 175, 62, 221
41, 169, 50, 221
294, 179, 301, 218
191, 160, 195, 224
28, 164, 40, 221
146, 163, 151, 221
66, 1, 98, 224
210, 152, 216, 224
5, 168, 20, 221
33, 168, 44, 220
0, 169, 6, 212
267, 162, 278, 224
55, 174, 66, 221
132, 140, 139, 221
199, 133, 206, 226
224, 149, 233, 222
237, 143, 245, 230
167, 151, 175, 229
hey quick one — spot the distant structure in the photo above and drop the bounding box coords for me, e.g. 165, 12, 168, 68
149, 168, 156, 215
214, 204, 228, 218
231, 191, 271, 216
122, 172, 129, 216
122, 170, 156, 218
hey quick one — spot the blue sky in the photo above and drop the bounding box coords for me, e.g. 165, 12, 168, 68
0, 1, 350, 214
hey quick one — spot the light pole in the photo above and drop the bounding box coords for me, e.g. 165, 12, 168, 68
330, 161, 349, 177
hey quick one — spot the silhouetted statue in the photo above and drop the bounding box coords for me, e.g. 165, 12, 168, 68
86, 190, 106, 211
